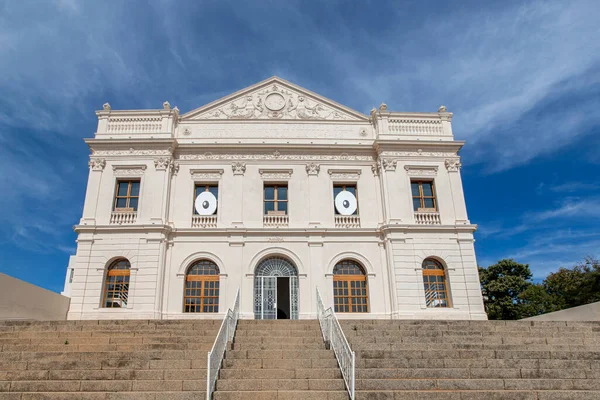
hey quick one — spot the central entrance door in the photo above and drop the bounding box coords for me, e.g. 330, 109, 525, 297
254, 257, 298, 320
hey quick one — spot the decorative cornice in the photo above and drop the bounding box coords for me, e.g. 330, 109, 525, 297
154, 157, 173, 171
378, 149, 458, 158
259, 168, 293, 180
88, 158, 106, 171
232, 162, 247, 176
328, 169, 361, 181
445, 158, 462, 172
305, 163, 320, 176
381, 158, 397, 171
92, 148, 173, 157
179, 152, 374, 162
190, 169, 224, 180
404, 165, 438, 177
112, 164, 147, 177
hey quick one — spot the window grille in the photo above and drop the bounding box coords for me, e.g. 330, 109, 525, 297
422, 258, 450, 308
103, 259, 130, 308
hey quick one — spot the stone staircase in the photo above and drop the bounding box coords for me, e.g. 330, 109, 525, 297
0, 319, 222, 399
340, 320, 600, 400
2, 319, 599, 400
215, 320, 347, 399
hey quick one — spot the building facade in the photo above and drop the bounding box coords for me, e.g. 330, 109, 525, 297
64, 77, 487, 320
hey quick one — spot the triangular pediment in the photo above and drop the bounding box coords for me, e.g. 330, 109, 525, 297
181, 77, 368, 121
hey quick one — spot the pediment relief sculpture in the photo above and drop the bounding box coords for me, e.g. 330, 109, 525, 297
184, 78, 366, 121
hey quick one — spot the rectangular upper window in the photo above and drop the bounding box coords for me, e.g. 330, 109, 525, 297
193, 184, 219, 215
114, 180, 140, 211
333, 184, 358, 215
411, 180, 436, 211
264, 184, 288, 215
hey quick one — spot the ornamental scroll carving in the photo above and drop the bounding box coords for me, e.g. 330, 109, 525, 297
445, 158, 462, 172
381, 158, 397, 171
259, 169, 293, 180
232, 162, 247, 176
305, 163, 320, 176
190, 169, 224, 180
371, 162, 381, 176
88, 158, 106, 171
196, 83, 354, 120
91, 148, 173, 157
404, 165, 438, 177
328, 169, 361, 181
112, 164, 147, 177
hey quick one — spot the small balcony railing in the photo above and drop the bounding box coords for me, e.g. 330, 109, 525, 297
263, 214, 289, 227
335, 215, 360, 228
192, 215, 217, 228
414, 211, 441, 225
110, 211, 137, 225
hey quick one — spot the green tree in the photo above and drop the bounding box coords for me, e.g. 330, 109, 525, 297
518, 283, 565, 318
544, 257, 600, 308
478, 259, 533, 320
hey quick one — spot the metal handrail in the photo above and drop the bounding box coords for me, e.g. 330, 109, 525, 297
316, 288, 355, 400
206, 288, 240, 400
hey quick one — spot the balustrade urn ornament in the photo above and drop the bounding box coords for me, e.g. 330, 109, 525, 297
381, 158, 397, 171
438, 105, 447, 113
445, 158, 462, 172
163, 101, 171, 110
102, 103, 111, 111
154, 157, 172, 171
232, 162, 247, 175
379, 103, 388, 112
88, 158, 106, 171
305, 163, 320, 176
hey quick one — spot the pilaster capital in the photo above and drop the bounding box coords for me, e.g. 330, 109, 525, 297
88, 158, 106, 171
445, 158, 462, 172
305, 163, 320, 176
154, 157, 173, 171
381, 158, 397, 171
232, 162, 246, 176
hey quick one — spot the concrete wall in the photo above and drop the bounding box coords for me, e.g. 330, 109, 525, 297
523, 302, 600, 321
0, 273, 70, 320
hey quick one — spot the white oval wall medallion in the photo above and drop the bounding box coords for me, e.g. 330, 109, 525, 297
265, 93, 286, 111
334, 190, 357, 215
195, 192, 217, 215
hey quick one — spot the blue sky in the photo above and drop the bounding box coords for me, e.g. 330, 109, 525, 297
0, 0, 599, 292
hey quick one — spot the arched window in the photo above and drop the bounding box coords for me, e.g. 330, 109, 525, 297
422, 258, 450, 308
333, 260, 368, 313
103, 259, 130, 308
184, 260, 220, 313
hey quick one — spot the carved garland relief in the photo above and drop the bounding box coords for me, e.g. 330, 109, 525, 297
196, 84, 353, 120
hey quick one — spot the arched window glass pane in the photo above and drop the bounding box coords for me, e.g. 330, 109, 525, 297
333, 260, 368, 313
422, 258, 450, 308
184, 260, 220, 313
103, 259, 130, 308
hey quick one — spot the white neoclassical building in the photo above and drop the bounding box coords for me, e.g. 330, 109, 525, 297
64, 77, 487, 321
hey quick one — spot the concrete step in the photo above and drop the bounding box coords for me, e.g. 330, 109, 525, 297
5, 379, 208, 391
354, 391, 600, 400
220, 368, 342, 380
226, 350, 335, 360
216, 379, 346, 391
223, 358, 339, 369
231, 343, 326, 350
213, 390, 348, 400
233, 336, 323, 344
2, 392, 207, 399
356, 367, 592, 379
354, 378, 600, 390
